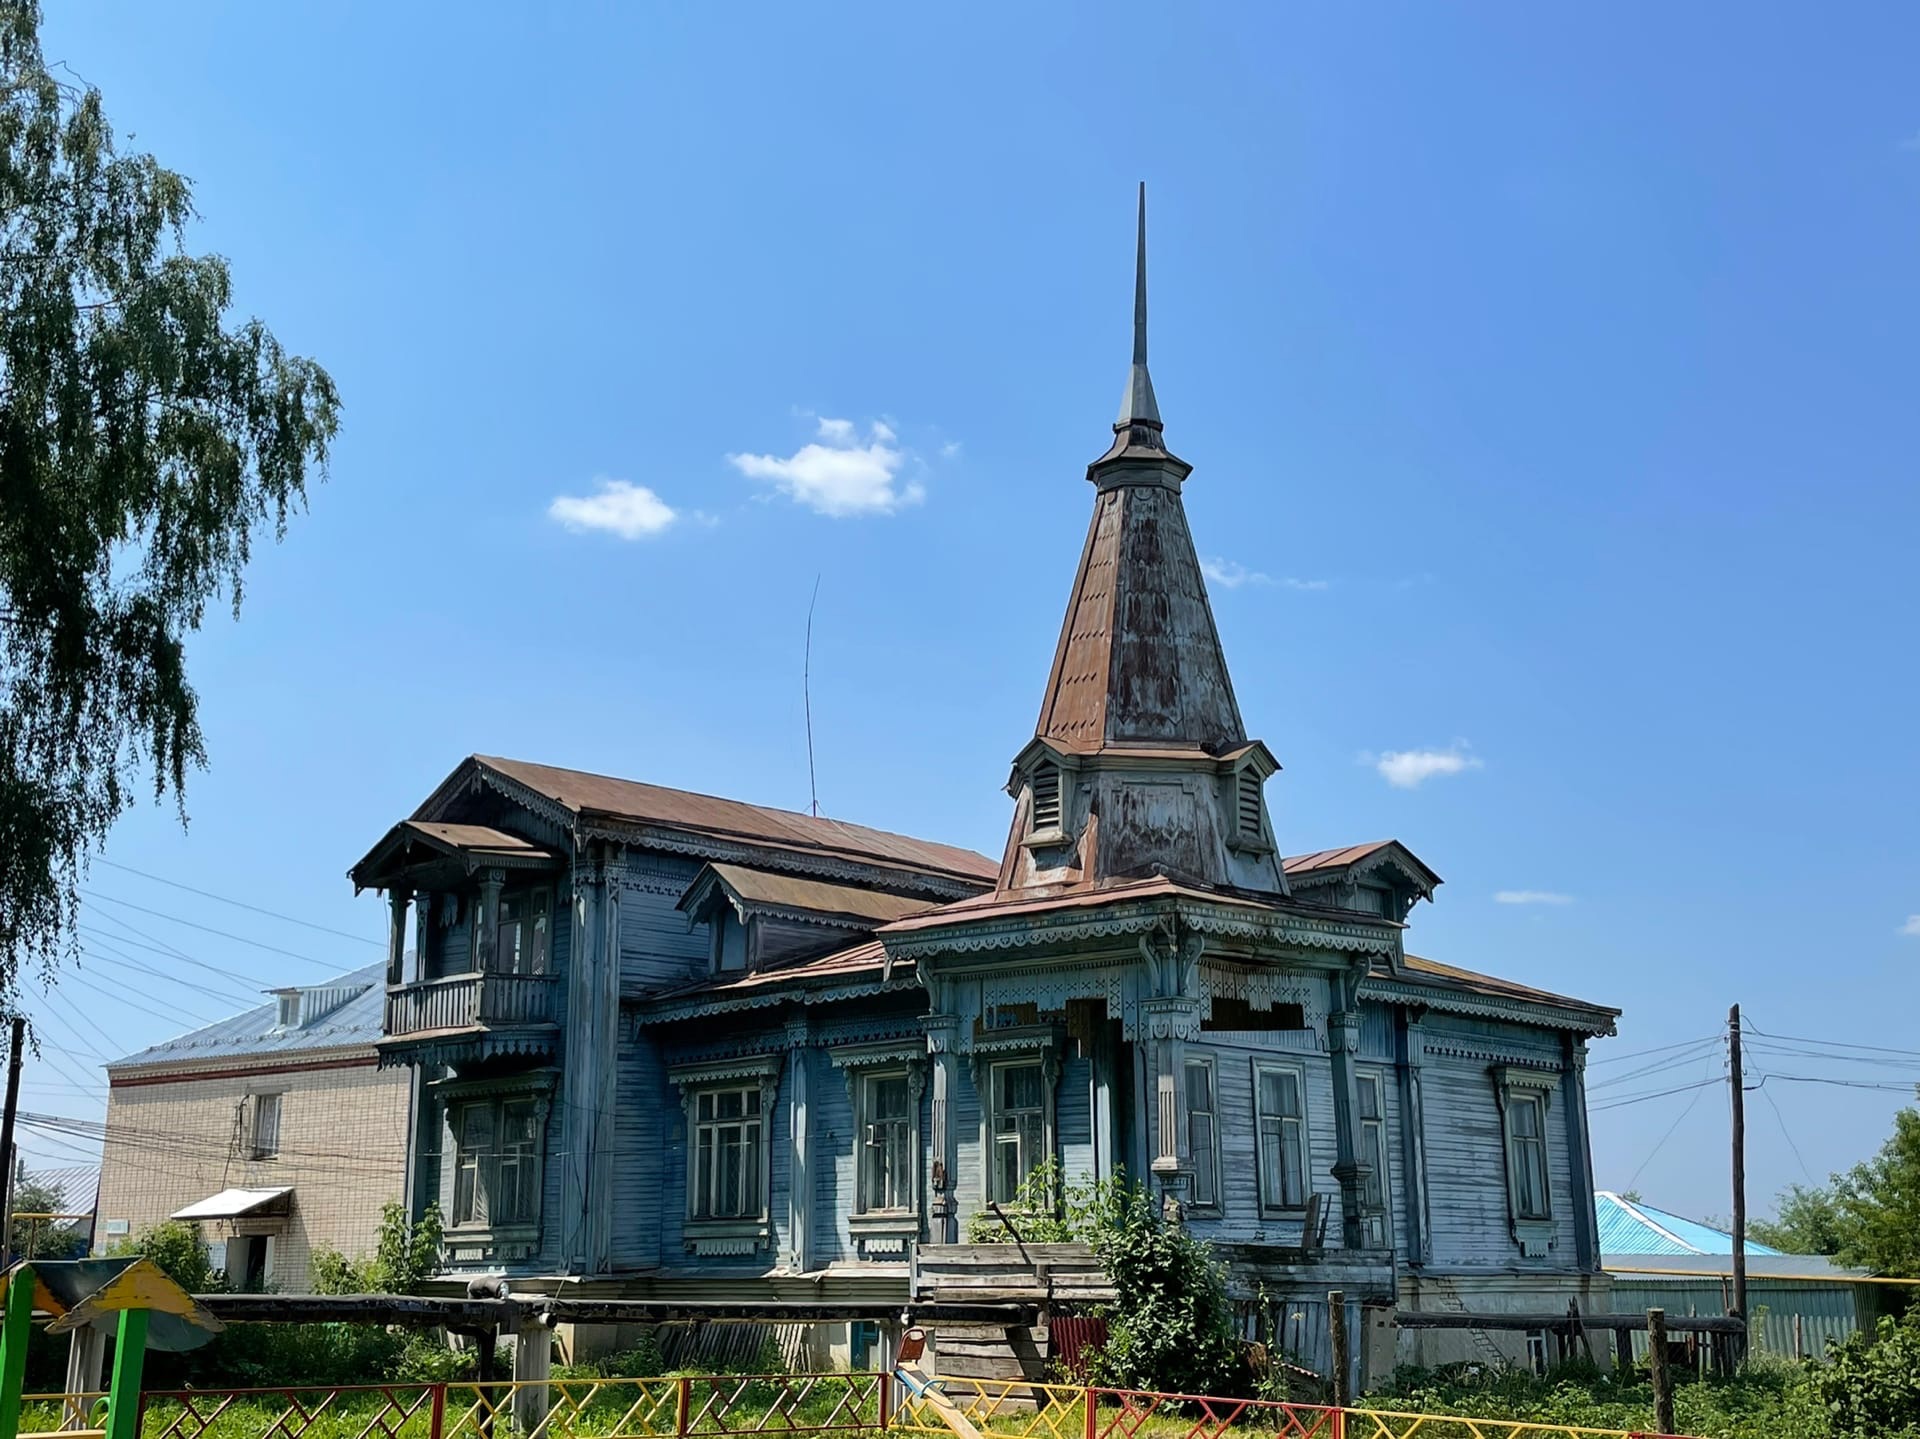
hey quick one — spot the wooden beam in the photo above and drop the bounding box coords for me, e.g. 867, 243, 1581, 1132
1392, 1309, 1744, 1335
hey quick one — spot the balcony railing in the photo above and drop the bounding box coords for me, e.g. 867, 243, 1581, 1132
385, 971, 555, 1038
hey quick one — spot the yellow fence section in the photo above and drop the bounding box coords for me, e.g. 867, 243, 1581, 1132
20, 1372, 1686, 1439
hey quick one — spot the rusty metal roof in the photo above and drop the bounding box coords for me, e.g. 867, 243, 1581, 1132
405, 823, 558, 860
1400, 953, 1618, 1017
679, 863, 937, 927
640, 938, 900, 1007
1032, 482, 1246, 755
1283, 842, 1398, 874
1283, 840, 1443, 895
471, 756, 998, 884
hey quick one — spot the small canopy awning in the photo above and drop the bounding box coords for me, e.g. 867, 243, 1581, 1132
350, 820, 562, 892
171, 1187, 292, 1222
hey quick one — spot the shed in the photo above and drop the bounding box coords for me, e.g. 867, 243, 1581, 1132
1598, 1191, 1875, 1360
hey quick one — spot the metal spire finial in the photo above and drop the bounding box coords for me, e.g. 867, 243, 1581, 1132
1117, 181, 1162, 429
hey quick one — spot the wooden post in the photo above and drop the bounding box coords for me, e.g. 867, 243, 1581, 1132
0, 1017, 24, 1268
1614, 1324, 1634, 1377
102, 1305, 148, 1439
1793, 1313, 1804, 1360
511, 1316, 551, 1434
1647, 1309, 1674, 1438
1729, 1003, 1748, 1367
1329, 1291, 1350, 1409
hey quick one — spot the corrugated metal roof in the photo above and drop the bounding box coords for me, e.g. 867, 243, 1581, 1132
1597, 1191, 1784, 1259
646, 939, 897, 1003
109, 961, 386, 1070
1400, 953, 1610, 1016
403, 822, 560, 859
172, 1186, 293, 1221
472, 756, 998, 883
24, 1164, 99, 1210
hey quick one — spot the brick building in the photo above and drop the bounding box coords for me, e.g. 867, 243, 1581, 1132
95, 962, 412, 1289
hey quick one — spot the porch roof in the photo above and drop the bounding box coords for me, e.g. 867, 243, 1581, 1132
350, 819, 562, 889
677, 863, 937, 928
172, 1186, 292, 1221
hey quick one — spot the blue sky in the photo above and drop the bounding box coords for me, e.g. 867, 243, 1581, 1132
25, 2, 1920, 1225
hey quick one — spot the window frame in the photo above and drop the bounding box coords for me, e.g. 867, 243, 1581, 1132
447, 1091, 547, 1233
670, 1056, 781, 1254
1252, 1059, 1310, 1216
1182, 1054, 1222, 1212
856, 1068, 917, 1216
1355, 1068, 1391, 1247
1492, 1066, 1557, 1254
492, 886, 552, 976
689, 1082, 767, 1222
972, 1042, 1061, 1207
248, 1091, 284, 1160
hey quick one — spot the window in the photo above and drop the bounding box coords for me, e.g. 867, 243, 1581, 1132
1254, 1063, 1308, 1211
1184, 1058, 1220, 1209
1236, 768, 1263, 838
248, 1093, 282, 1159
494, 889, 551, 975
451, 1095, 542, 1228
1505, 1090, 1550, 1221
1030, 763, 1062, 834
274, 994, 300, 1029
989, 1061, 1047, 1203
692, 1085, 765, 1220
1525, 1331, 1550, 1376
858, 1071, 914, 1214
1356, 1070, 1390, 1246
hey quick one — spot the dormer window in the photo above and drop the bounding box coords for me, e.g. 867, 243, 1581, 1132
274, 994, 300, 1029
1236, 768, 1263, 839
1030, 762, 1063, 835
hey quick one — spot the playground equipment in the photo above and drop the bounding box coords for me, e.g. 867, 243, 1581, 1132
0, 1257, 222, 1439
893, 1326, 986, 1439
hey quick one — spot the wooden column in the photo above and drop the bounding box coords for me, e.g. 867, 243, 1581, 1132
1327, 967, 1369, 1249
477, 869, 505, 971
1328, 1290, 1351, 1409
925, 1007, 960, 1244
786, 1016, 813, 1272
1562, 1033, 1600, 1272
387, 888, 412, 985
1395, 1008, 1430, 1266
560, 853, 602, 1268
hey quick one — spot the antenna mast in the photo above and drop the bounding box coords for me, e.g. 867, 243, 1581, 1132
804, 575, 822, 817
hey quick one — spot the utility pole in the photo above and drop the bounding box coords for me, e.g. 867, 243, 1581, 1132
0, 1016, 23, 1268
1728, 1002, 1747, 1364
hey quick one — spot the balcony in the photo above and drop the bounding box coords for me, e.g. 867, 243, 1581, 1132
384, 971, 556, 1041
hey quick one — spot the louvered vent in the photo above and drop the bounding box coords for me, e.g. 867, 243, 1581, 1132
1237, 768, 1263, 837
1032, 764, 1063, 832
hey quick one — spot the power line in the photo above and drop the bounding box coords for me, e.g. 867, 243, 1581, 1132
79, 891, 345, 973
74, 936, 257, 1008
1750, 1072, 1917, 1095
1626, 1077, 1716, 1191
1756, 1081, 1816, 1187
1742, 1024, 1920, 1061
1589, 1033, 1722, 1067
76, 925, 273, 994
1590, 1075, 1723, 1113
1589, 1040, 1723, 1091
91, 858, 382, 948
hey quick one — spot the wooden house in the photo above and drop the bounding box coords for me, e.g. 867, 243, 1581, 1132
351, 195, 1618, 1379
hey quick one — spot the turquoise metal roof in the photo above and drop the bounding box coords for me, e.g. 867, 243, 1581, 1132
108, 961, 387, 1069
1596, 1190, 1783, 1258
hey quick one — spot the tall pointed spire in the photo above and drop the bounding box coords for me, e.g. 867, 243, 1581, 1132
1117, 182, 1161, 429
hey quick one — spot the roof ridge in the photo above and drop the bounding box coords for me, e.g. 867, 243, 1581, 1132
1598, 1192, 1706, 1255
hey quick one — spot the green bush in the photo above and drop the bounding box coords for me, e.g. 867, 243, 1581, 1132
107, 1218, 225, 1294
311, 1203, 443, 1295
1804, 1311, 1920, 1437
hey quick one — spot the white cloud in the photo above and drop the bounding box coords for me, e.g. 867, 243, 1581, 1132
1202, 557, 1270, 589
1371, 744, 1484, 789
1900, 915, 1920, 937
1496, 890, 1575, 906
547, 478, 677, 539
729, 417, 925, 518
940, 441, 963, 460
1202, 557, 1328, 592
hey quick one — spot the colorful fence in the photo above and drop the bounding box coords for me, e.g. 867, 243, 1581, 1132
18, 1372, 1694, 1439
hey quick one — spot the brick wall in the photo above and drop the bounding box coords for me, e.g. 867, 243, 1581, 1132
94, 1054, 412, 1290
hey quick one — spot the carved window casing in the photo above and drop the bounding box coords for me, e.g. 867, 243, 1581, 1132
1493, 1065, 1557, 1256
1356, 1068, 1391, 1247
671, 1056, 780, 1255
435, 1072, 554, 1263
1183, 1057, 1221, 1211
1253, 1059, 1309, 1213
970, 1031, 1062, 1206
492, 887, 551, 975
